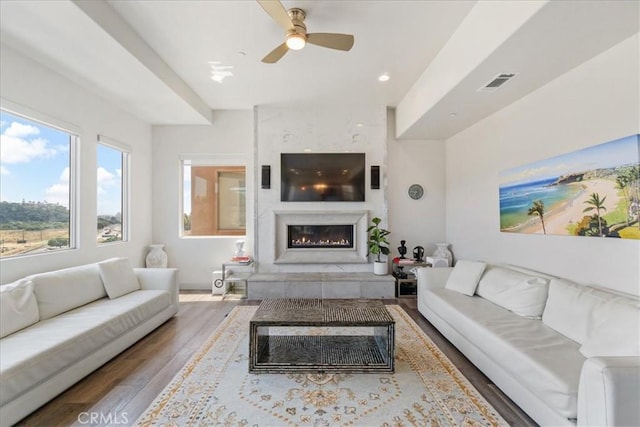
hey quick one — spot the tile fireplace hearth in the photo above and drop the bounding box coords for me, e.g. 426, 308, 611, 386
248, 272, 395, 299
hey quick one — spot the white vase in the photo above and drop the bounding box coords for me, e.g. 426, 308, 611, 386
433, 243, 453, 267
373, 261, 388, 275
146, 244, 168, 268
235, 239, 245, 257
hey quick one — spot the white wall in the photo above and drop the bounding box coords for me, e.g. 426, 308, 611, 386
151, 110, 254, 289
445, 34, 640, 294
0, 43, 153, 284
255, 105, 387, 273
387, 109, 447, 258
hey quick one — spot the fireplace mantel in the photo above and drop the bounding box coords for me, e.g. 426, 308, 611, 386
274, 211, 368, 264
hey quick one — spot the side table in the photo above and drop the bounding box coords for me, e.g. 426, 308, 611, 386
214, 259, 254, 299
392, 260, 429, 298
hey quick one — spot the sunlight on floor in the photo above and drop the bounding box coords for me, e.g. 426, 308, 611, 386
179, 292, 245, 302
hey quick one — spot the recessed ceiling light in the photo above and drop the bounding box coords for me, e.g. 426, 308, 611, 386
378, 73, 390, 82
237, 51, 246, 56
448, 113, 457, 118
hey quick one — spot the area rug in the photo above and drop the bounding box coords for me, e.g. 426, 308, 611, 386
135, 306, 508, 426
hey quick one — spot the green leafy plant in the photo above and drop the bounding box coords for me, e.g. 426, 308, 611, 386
47, 237, 69, 248
367, 217, 390, 262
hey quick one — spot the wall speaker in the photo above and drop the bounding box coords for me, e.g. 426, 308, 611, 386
371, 165, 380, 189
261, 165, 271, 189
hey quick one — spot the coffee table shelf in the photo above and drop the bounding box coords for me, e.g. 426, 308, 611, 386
249, 299, 395, 374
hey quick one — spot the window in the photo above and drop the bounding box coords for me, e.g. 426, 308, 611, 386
97, 138, 128, 244
183, 162, 246, 236
0, 109, 76, 258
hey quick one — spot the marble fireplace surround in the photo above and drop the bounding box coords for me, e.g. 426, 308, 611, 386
274, 210, 368, 264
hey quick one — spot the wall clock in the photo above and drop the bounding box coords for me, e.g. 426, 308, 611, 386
408, 184, 424, 200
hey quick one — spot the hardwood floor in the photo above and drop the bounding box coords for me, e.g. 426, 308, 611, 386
16, 294, 537, 426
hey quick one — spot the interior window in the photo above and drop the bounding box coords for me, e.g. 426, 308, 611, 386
183, 163, 246, 236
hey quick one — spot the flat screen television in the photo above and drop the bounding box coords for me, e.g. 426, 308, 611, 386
281, 153, 366, 202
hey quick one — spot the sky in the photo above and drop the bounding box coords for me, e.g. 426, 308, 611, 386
1, 111, 122, 215
499, 134, 640, 186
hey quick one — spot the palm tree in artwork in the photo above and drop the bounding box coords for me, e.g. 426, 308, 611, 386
527, 199, 547, 234
583, 192, 607, 236
615, 174, 630, 226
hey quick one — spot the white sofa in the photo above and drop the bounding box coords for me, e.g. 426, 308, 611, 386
0, 258, 179, 426
417, 262, 640, 427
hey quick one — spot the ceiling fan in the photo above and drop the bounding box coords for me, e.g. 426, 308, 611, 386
257, 0, 355, 63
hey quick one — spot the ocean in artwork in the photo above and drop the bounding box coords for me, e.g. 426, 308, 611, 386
500, 178, 583, 230
499, 134, 640, 239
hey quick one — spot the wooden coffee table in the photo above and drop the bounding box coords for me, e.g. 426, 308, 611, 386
248, 298, 395, 373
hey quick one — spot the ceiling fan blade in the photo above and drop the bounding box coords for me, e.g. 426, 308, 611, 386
257, 0, 293, 31
307, 33, 354, 51
262, 42, 289, 63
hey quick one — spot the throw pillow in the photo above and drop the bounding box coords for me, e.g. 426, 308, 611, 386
542, 278, 618, 344
98, 258, 140, 299
579, 298, 640, 358
476, 267, 550, 318
444, 260, 487, 296
31, 263, 106, 320
0, 279, 39, 338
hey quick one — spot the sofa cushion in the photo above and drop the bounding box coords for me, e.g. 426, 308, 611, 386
0, 290, 170, 406
476, 266, 550, 318
0, 280, 39, 338
30, 264, 106, 320
579, 296, 640, 358
444, 260, 486, 296
542, 278, 621, 344
98, 258, 140, 299
425, 287, 584, 418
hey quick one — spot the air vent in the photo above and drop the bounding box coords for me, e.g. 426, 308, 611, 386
479, 73, 516, 91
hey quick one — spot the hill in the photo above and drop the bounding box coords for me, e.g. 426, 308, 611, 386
0, 201, 69, 229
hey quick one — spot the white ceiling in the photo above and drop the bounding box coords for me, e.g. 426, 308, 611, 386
1, 0, 638, 138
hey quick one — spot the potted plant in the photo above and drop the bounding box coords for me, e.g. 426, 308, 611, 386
367, 216, 390, 275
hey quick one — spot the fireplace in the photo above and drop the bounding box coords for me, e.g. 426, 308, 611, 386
274, 211, 368, 264
288, 225, 354, 249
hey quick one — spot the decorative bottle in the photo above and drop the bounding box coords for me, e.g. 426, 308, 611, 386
432, 243, 453, 267
146, 244, 168, 268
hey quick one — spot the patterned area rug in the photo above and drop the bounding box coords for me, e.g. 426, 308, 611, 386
136, 305, 507, 426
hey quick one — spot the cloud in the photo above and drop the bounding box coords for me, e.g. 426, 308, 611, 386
97, 167, 122, 215
97, 167, 119, 196
0, 121, 65, 164
59, 167, 69, 182
45, 167, 70, 207
97, 167, 115, 183
0, 166, 9, 175
500, 163, 571, 185
97, 167, 117, 185
4, 122, 39, 138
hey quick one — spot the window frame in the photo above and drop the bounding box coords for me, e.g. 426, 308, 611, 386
0, 101, 79, 258
96, 135, 131, 245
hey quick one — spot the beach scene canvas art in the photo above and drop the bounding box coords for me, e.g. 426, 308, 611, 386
500, 134, 640, 239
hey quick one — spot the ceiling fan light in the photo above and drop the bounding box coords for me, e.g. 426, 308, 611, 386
286, 33, 306, 50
